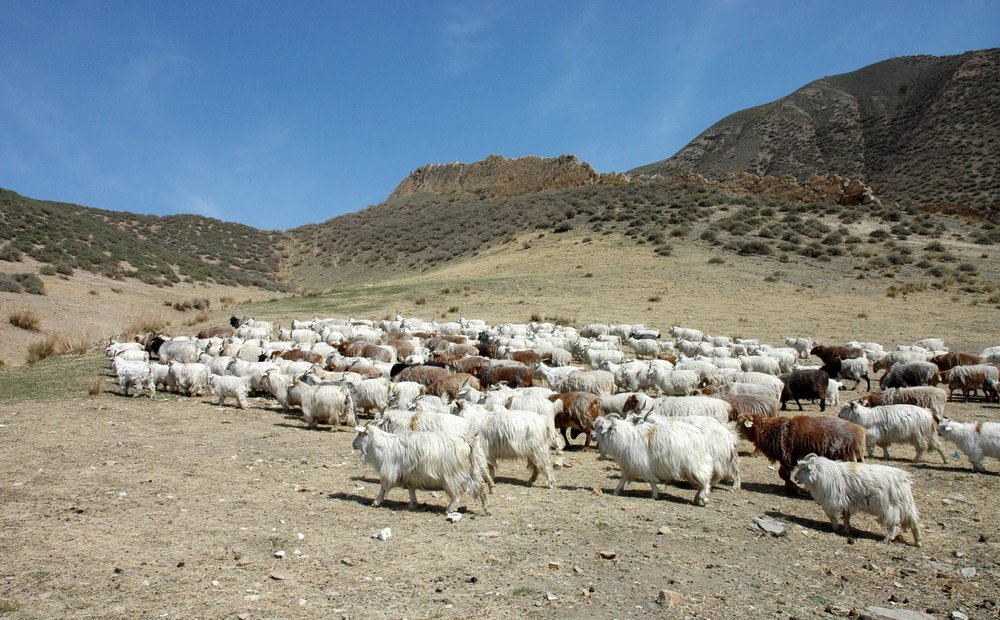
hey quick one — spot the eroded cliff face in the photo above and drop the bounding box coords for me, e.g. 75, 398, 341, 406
387, 154, 629, 200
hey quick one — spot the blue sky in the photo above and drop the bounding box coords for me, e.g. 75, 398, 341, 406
2, 1, 997, 231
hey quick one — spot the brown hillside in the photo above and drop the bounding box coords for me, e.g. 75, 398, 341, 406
632, 49, 1000, 213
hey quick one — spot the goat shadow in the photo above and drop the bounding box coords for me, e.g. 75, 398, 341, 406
915, 463, 999, 476
765, 510, 884, 543
327, 490, 480, 514
739, 481, 813, 501
272, 421, 355, 433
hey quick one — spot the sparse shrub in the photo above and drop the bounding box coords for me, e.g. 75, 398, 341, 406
39, 265, 57, 276
8, 309, 41, 331
26, 333, 69, 365
738, 241, 773, 256
553, 222, 573, 233
414, 297, 427, 305
0, 275, 23, 293
0, 245, 22, 262
447, 305, 459, 313
958, 263, 978, 273
648, 295, 662, 303
707, 256, 725, 264
583, 272, 593, 278
88, 377, 103, 396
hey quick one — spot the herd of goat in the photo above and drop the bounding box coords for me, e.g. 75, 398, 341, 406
104, 315, 1000, 546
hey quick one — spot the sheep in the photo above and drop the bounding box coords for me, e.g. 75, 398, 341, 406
785, 337, 814, 359
581, 347, 625, 370
859, 386, 948, 422
912, 338, 946, 352
548, 392, 602, 449
936, 419, 1000, 473
600, 392, 655, 416
207, 374, 250, 409
167, 361, 210, 396
736, 414, 867, 493
260, 369, 295, 410
945, 364, 999, 402
826, 379, 844, 408
837, 401, 947, 463
426, 372, 480, 402
454, 403, 555, 487
389, 381, 426, 409
600, 360, 650, 392
352, 425, 490, 515
779, 370, 831, 412
534, 362, 582, 390
472, 364, 535, 389
115, 361, 155, 397
821, 357, 872, 391
674, 360, 719, 385
793, 454, 921, 546
149, 362, 170, 392
716, 372, 784, 399
981, 346, 1000, 364
298, 382, 356, 428
507, 394, 563, 452
591, 415, 713, 505
105, 340, 144, 358
873, 350, 933, 373
645, 368, 700, 396
810, 345, 863, 364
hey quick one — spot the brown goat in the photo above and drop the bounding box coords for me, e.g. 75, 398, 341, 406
197, 325, 234, 339
737, 414, 867, 493
449, 356, 492, 375
270, 350, 324, 364
549, 392, 601, 449
473, 364, 536, 389
510, 350, 541, 366
426, 373, 480, 401
779, 370, 831, 411
930, 352, 984, 372
810, 345, 863, 364
719, 393, 780, 421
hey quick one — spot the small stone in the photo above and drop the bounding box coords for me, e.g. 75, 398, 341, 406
548, 561, 561, 570
446, 512, 462, 523
273, 550, 286, 559
899, 567, 919, 576
657, 526, 672, 535
211, 580, 220, 587
236, 559, 251, 567
960, 567, 976, 579
297, 533, 305, 540
865, 606, 936, 620
113, 567, 126, 575
591, 486, 603, 496
978, 533, 989, 543
950, 612, 969, 620
953, 550, 964, 558
573, 566, 583, 574
340, 558, 355, 566
237, 614, 250, 620
270, 572, 287, 581
477, 530, 501, 539
750, 516, 787, 536
373, 527, 392, 541
244, 595, 260, 602
599, 551, 616, 560
176, 561, 185, 568
486, 555, 500, 565
656, 590, 682, 607
545, 593, 558, 602
926, 561, 954, 574
826, 605, 851, 616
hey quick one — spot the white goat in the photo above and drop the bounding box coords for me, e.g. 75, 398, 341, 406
794, 454, 921, 546
592, 415, 712, 506
352, 425, 490, 514
937, 419, 1000, 473
837, 401, 946, 463
455, 404, 555, 488
208, 375, 249, 409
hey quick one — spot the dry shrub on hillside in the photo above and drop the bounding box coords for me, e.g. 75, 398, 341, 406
8, 309, 41, 332
122, 316, 170, 338
88, 377, 102, 396
26, 334, 69, 365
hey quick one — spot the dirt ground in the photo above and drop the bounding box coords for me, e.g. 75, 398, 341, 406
1, 353, 998, 620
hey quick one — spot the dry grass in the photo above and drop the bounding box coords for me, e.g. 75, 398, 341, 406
8, 308, 41, 331
25, 334, 69, 365
87, 377, 102, 396
121, 316, 170, 338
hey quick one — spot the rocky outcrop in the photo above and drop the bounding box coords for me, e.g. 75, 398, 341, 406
387, 154, 628, 200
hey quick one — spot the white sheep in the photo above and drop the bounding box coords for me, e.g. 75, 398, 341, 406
560, 370, 616, 396
115, 361, 155, 397
669, 415, 740, 491
208, 374, 250, 409
717, 372, 784, 400
794, 454, 921, 546
936, 419, 1000, 473
454, 404, 555, 488
298, 382, 356, 428
670, 325, 704, 342
627, 338, 660, 359
352, 425, 491, 514
592, 415, 712, 505
837, 401, 947, 463
349, 377, 393, 415
825, 379, 844, 408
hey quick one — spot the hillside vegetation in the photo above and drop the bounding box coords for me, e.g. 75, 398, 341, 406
0, 189, 288, 290
632, 49, 1000, 215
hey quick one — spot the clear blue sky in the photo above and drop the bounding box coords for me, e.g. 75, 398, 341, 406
2, 1, 997, 231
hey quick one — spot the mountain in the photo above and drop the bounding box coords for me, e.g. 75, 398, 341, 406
631, 49, 1000, 212
0, 188, 289, 290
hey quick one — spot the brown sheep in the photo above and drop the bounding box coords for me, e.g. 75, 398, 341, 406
779, 370, 831, 412
198, 325, 234, 339
737, 414, 867, 493
860, 386, 948, 421
449, 356, 492, 375
510, 350, 541, 366
549, 391, 601, 449
810, 345, 863, 364
426, 373, 480, 401
270, 350, 324, 364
